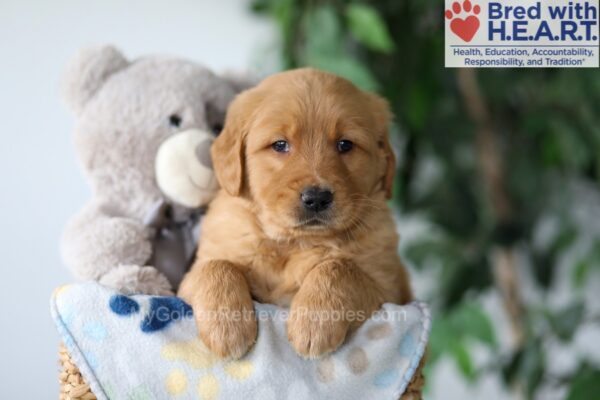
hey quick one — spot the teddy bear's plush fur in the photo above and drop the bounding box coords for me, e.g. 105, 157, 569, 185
61, 45, 250, 295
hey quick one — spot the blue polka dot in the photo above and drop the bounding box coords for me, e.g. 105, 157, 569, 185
83, 321, 107, 341
373, 369, 399, 388
399, 332, 415, 357
140, 297, 192, 333
109, 295, 140, 316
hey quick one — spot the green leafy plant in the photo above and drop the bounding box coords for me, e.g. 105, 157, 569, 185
251, 0, 600, 398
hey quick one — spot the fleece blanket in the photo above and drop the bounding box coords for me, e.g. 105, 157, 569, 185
51, 283, 430, 400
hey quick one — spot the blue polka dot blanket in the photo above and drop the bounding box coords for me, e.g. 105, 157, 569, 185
51, 283, 430, 400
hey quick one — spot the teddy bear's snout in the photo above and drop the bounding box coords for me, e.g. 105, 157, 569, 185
155, 129, 219, 208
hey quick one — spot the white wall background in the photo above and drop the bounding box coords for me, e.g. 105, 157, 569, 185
0, 0, 273, 397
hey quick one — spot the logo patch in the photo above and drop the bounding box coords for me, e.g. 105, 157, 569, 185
445, 0, 599, 67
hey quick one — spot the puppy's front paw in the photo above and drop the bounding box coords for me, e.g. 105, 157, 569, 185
196, 302, 257, 359
287, 301, 350, 359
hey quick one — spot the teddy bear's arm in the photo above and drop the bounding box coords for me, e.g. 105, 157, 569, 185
61, 201, 173, 295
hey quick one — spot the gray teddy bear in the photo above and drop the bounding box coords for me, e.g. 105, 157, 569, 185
61, 45, 249, 295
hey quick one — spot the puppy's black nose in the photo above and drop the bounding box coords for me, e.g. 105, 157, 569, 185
300, 186, 333, 213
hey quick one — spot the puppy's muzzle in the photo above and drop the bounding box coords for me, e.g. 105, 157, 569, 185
300, 186, 333, 214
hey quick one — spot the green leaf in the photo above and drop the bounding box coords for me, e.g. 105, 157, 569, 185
450, 341, 477, 381
250, 0, 270, 13
571, 241, 600, 288
428, 301, 496, 381
548, 302, 585, 342
548, 118, 591, 169
345, 4, 395, 53
550, 226, 578, 254
567, 368, 600, 400
439, 259, 493, 310
303, 5, 342, 57
453, 303, 497, 347
403, 237, 460, 268
257, 0, 299, 69
502, 340, 545, 396
405, 84, 430, 130
502, 348, 524, 384
427, 317, 454, 365
521, 340, 545, 398
542, 131, 563, 166
572, 259, 589, 288
306, 54, 380, 92
301, 6, 379, 91
532, 225, 578, 289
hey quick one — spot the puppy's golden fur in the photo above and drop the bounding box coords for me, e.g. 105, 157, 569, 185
179, 68, 413, 360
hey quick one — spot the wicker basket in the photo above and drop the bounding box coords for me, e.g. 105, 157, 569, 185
59, 343, 96, 400
59, 343, 424, 399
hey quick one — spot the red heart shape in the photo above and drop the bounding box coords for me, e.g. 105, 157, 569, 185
450, 16, 480, 42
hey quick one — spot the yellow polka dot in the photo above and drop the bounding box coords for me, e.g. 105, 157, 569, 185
53, 285, 72, 298
224, 360, 254, 380
197, 375, 219, 400
346, 347, 369, 374
162, 340, 218, 369
366, 322, 393, 340
165, 369, 187, 395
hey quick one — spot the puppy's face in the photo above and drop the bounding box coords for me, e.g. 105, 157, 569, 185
211, 69, 395, 238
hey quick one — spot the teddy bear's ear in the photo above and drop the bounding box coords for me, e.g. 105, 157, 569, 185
220, 71, 258, 94
62, 45, 129, 114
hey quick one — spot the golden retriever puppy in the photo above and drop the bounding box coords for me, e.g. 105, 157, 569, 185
179, 68, 413, 360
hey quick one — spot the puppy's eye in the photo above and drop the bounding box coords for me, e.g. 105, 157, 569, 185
211, 123, 223, 136
168, 114, 182, 128
271, 140, 290, 153
337, 140, 354, 153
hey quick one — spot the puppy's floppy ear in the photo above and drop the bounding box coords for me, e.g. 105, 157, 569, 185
368, 93, 396, 199
211, 90, 257, 196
